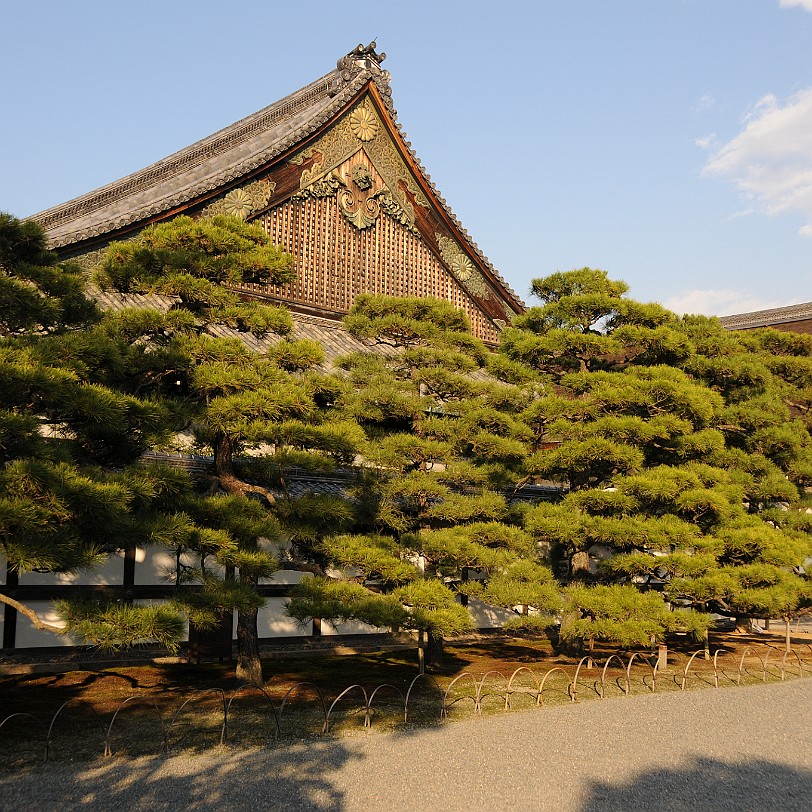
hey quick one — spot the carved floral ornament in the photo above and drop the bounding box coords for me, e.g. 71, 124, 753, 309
202, 178, 275, 220
290, 98, 428, 233
436, 234, 491, 300
292, 152, 418, 235
348, 106, 378, 141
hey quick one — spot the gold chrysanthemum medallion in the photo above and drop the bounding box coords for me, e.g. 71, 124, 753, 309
349, 106, 378, 142
223, 189, 253, 219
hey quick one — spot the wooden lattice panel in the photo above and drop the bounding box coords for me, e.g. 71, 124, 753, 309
239, 199, 500, 343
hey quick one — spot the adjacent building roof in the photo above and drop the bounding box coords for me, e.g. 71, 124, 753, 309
90, 286, 398, 365
719, 301, 812, 332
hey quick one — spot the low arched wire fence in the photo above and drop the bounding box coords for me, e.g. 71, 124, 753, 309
1, 641, 809, 764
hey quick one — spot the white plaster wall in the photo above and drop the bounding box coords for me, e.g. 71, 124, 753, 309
135, 547, 191, 585
14, 601, 71, 648
320, 619, 380, 636
467, 598, 516, 629
257, 598, 307, 638
264, 570, 307, 585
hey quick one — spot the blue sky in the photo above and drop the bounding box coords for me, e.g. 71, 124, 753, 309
2, 0, 811, 316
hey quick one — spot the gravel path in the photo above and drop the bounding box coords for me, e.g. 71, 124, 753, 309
2, 679, 810, 812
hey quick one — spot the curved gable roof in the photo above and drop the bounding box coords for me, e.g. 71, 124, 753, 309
31, 43, 524, 320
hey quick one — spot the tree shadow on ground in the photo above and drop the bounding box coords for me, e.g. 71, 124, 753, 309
580, 755, 812, 812
4, 738, 358, 812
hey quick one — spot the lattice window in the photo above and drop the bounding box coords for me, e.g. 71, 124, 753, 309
251, 200, 499, 343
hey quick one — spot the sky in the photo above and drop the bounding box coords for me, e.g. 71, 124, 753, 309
2, 0, 811, 316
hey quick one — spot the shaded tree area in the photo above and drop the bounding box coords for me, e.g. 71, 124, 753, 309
0, 212, 185, 648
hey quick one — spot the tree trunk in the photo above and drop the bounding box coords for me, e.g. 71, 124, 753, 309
213, 432, 276, 504
734, 615, 751, 634
785, 617, 791, 653
703, 630, 710, 661
426, 630, 444, 669
235, 571, 263, 686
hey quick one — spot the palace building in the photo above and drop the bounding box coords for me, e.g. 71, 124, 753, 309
720, 301, 812, 335
4, 44, 527, 653
31, 42, 523, 348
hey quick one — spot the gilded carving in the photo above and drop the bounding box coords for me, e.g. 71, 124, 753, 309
339, 185, 380, 229
374, 189, 419, 235
290, 97, 428, 227
436, 234, 492, 300
293, 152, 420, 236
202, 178, 275, 219
349, 106, 378, 141
352, 165, 373, 190
292, 172, 343, 201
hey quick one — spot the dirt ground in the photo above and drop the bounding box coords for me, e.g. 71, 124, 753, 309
1, 624, 809, 733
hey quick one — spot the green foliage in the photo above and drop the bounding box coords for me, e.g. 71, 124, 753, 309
391, 579, 473, 635
0, 212, 99, 335
560, 583, 707, 647
287, 576, 409, 630
98, 215, 295, 302
55, 600, 186, 653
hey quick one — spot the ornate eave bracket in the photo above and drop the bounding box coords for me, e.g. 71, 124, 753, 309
436, 233, 493, 301
292, 154, 419, 236
201, 178, 276, 220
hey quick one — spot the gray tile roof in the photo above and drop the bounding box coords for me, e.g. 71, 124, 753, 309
719, 301, 812, 330
91, 287, 397, 365
30, 43, 524, 315
140, 452, 561, 503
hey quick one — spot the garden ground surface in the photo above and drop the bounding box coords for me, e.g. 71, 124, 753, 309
1, 676, 810, 811
1, 625, 810, 759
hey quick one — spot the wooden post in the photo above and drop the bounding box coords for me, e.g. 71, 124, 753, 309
417, 629, 425, 675
657, 644, 668, 671
2, 567, 18, 651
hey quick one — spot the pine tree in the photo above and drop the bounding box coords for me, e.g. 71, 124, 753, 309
289, 295, 559, 669
0, 212, 185, 648
95, 215, 362, 683
511, 269, 812, 645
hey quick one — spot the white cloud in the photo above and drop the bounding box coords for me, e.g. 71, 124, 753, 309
702, 87, 812, 236
663, 289, 793, 317
694, 134, 715, 150
780, 0, 812, 12
694, 94, 715, 113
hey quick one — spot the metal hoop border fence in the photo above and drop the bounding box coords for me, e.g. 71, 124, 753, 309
2, 642, 809, 764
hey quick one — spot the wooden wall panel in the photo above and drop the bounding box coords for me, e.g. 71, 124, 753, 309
237, 199, 500, 343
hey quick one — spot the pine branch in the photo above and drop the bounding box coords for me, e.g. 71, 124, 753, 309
0, 592, 65, 634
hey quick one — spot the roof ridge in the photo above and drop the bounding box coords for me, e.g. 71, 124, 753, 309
32, 71, 338, 231
31, 42, 523, 315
